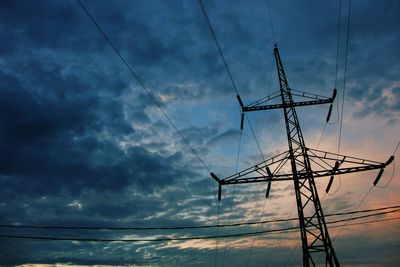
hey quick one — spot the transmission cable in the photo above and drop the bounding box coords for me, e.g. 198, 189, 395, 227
215, 202, 221, 267
323, 185, 374, 265
329, 0, 342, 126
197, 1, 269, 263
319, 0, 347, 197
2, 204, 398, 230
244, 196, 268, 267
323, 142, 399, 263
1, 210, 398, 243
197, 0, 240, 95
265, 0, 276, 44
220, 129, 243, 267
265, 201, 296, 266
314, 0, 342, 150
337, 0, 352, 156
76, 0, 217, 202
197, 0, 266, 162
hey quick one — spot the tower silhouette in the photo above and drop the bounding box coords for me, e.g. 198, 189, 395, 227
211, 45, 394, 266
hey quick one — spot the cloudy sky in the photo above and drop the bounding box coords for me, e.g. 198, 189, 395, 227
0, 0, 399, 266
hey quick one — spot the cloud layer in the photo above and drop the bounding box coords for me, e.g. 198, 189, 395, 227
0, 0, 399, 266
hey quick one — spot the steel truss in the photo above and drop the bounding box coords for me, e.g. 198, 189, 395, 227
211, 46, 394, 267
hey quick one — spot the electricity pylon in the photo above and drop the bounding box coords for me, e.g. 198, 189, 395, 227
211, 45, 394, 267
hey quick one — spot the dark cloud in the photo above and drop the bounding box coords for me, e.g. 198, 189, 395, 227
0, 0, 399, 266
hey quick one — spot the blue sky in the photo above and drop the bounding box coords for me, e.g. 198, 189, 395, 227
0, 0, 399, 266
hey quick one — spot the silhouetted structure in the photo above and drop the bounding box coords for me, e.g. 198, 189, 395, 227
211, 45, 394, 267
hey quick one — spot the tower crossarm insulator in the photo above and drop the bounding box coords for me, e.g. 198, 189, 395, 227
242, 89, 336, 112
215, 148, 391, 186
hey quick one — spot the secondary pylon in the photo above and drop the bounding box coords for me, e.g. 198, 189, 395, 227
211, 45, 394, 267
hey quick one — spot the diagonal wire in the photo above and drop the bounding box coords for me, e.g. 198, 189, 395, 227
314, 0, 342, 150
197, 0, 240, 95
329, 0, 342, 126
197, 2, 271, 264
215, 202, 221, 267
332, 184, 373, 243
337, 0, 352, 156
221, 129, 243, 267
244, 196, 268, 267
76, 0, 217, 202
265, 0, 276, 44
246, 114, 266, 162
197, 0, 266, 162
265, 201, 296, 266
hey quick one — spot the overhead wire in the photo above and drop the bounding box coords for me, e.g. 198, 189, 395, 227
244, 196, 268, 267
215, 202, 221, 267
221, 32, 274, 267
337, 0, 352, 156
317, 135, 398, 264
220, 128, 243, 267
1, 209, 399, 242
265, 202, 296, 266
196, 0, 242, 262
328, 0, 343, 127
260, 3, 298, 265
197, 0, 265, 162
314, 0, 342, 150
76, 0, 218, 203
197, 0, 240, 96
287, 4, 348, 263
316, 0, 345, 199
2, 204, 399, 230
265, 0, 276, 44
329, 0, 397, 260
243, 115, 273, 267
197, 0, 270, 264
319, 164, 373, 265
285, 218, 400, 266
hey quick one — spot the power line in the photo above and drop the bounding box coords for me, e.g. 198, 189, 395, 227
75, 0, 217, 202
314, 0, 342, 149
197, 0, 266, 162
215, 202, 221, 267
265, 0, 276, 44
220, 128, 243, 267
332, 184, 373, 243
1, 211, 398, 243
2, 205, 398, 230
334, 0, 342, 91
393, 140, 400, 155
245, 114, 266, 162
197, 0, 240, 95
266, 202, 296, 266
196, 4, 269, 263
244, 195, 268, 267
337, 0, 352, 156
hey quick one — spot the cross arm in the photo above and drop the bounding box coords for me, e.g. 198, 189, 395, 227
241, 89, 337, 112
211, 148, 394, 186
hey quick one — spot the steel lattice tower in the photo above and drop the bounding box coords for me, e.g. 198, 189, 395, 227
211, 45, 394, 267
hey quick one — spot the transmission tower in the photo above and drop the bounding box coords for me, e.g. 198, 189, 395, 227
211, 45, 394, 267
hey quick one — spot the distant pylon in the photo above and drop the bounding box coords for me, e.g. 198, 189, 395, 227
211, 45, 394, 267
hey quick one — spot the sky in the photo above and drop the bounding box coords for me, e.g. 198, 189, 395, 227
0, 0, 399, 266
